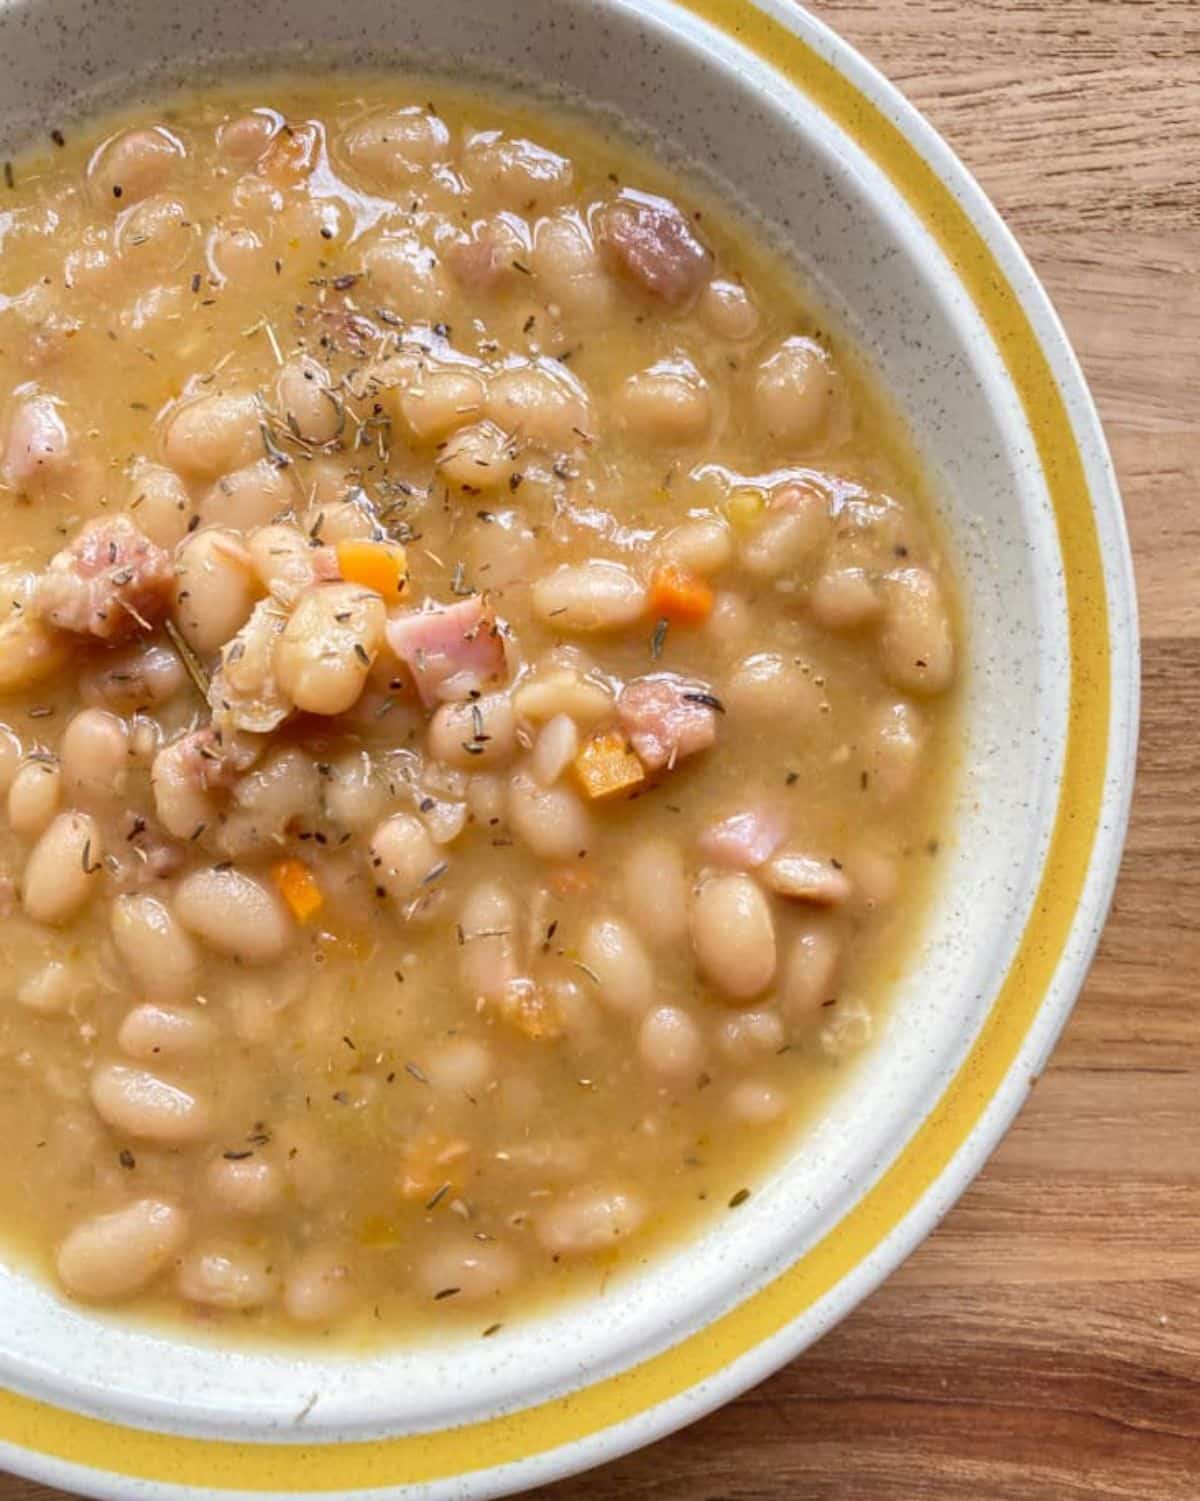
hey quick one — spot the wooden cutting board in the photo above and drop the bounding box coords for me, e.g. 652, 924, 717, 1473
4, 1, 1197, 1497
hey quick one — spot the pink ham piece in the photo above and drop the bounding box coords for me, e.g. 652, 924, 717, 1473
1, 395, 71, 496
36, 516, 174, 640
385, 596, 507, 707
597, 190, 710, 308
617, 673, 720, 771
699, 806, 787, 871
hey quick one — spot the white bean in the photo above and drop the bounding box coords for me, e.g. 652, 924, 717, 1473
762, 851, 852, 906
820, 997, 873, 1058
428, 693, 516, 770
369, 813, 441, 909
173, 529, 258, 655
150, 737, 217, 841
323, 751, 387, 834
163, 391, 261, 481
126, 459, 190, 548
698, 278, 760, 340
507, 771, 590, 861
778, 924, 841, 1024
863, 700, 926, 804
110, 894, 200, 1000
715, 1009, 785, 1064
90, 1062, 211, 1143
536, 1186, 645, 1256
283, 1244, 356, 1323
117, 1003, 215, 1060
204, 1154, 283, 1216
463, 133, 574, 209
88, 127, 183, 208
174, 867, 294, 963
56, 1198, 188, 1300
809, 566, 882, 630
8, 758, 61, 836
199, 459, 295, 532
530, 713, 579, 787
416, 1235, 518, 1302
580, 916, 655, 1017
436, 420, 515, 491
879, 568, 955, 694
176, 1240, 278, 1310
638, 1005, 705, 1083
532, 561, 646, 632
531, 212, 613, 319
617, 361, 711, 445
725, 1079, 786, 1125
741, 486, 831, 577
656, 516, 733, 576
690, 873, 776, 1001
513, 669, 613, 726
398, 365, 486, 445
17, 959, 84, 1015
343, 108, 451, 183
0, 611, 69, 694
61, 708, 129, 802
365, 234, 450, 322
488, 361, 590, 451
459, 882, 518, 1003
623, 837, 689, 946
274, 584, 385, 716
724, 652, 823, 724
0, 723, 21, 794
22, 811, 103, 924
754, 336, 837, 450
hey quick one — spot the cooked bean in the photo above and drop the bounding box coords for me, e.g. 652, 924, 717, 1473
343, 108, 451, 183
532, 561, 646, 632
690, 872, 776, 1001
820, 998, 873, 1058
638, 1005, 705, 1083
754, 336, 837, 450
428, 693, 516, 770
274, 584, 385, 716
741, 486, 830, 577
879, 568, 955, 694
174, 867, 294, 962
846, 844, 899, 909
459, 881, 518, 1003
199, 459, 295, 532
580, 916, 655, 1017
150, 736, 218, 841
464, 133, 574, 209
436, 420, 515, 491
809, 566, 882, 630
535, 1186, 645, 1256
117, 1003, 215, 1060
0, 611, 70, 694
0, 723, 21, 795
57, 1198, 188, 1300
173, 529, 258, 654
177, 1239, 278, 1309
17, 959, 82, 1015
530, 713, 579, 786
276, 354, 343, 445
532, 212, 614, 319
617, 361, 711, 444
111, 894, 200, 999
126, 459, 190, 547
323, 751, 387, 834
163, 391, 261, 480
715, 1009, 785, 1064
623, 837, 689, 945
115, 194, 196, 275
61, 708, 129, 802
778, 924, 841, 1024
862, 700, 926, 804
488, 361, 590, 450
204, 1154, 283, 1216
399, 365, 486, 445
90, 1062, 212, 1143
88, 126, 184, 208
656, 516, 733, 576
697, 277, 760, 340
369, 813, 442, 909
762, 851, 852, 905
206, 221, 266, 283
724, 651, 823, 724
283, 1244, 355, 1323
365, 234, 450, 322
512, 668, 613, 726
22, 810, 103, 924
725, 1079, 786, 1125
81, 641, 184, 713
507, 771, 590, 861
8, 758, 61, 836
416, 1235, 518, 1302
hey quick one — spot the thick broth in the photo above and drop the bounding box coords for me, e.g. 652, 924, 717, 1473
0, 79, 958, 1342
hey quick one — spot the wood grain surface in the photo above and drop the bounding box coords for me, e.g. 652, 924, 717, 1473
4, 1, 1197, 1497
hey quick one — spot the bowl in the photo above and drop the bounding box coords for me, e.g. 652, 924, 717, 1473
0, 0, 1138, 1496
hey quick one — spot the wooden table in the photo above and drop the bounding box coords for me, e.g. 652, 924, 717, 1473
5, 1, 1197, 1498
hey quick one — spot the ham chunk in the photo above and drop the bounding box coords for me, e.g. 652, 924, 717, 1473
385, 596, 507, 707
699, 806, 786, 870
36, 516, 174, 640
617, 673, 720, 771
598, 191, 710, 308
1, 395, 71, 496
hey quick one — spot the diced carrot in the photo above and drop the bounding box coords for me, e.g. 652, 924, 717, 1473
547, 864, 597, 898
335, 538, 408, 602
573, 728, 646, 801
647, 562, 714, 625
271, 858, 324, 923
496, 977, 563, 1042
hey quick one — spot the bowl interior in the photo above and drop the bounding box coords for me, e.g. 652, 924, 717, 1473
0, 0, 1069, 1445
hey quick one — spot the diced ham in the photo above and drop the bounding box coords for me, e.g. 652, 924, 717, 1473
36, 516, 174, 640
1, 395, 71, 495
597, 191, 710, 308
699, 806, 787, 870
385, 596, 508, 707
617, 673, 720, 771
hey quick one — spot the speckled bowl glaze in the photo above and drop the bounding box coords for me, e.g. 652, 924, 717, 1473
0, 1, 1137, 1497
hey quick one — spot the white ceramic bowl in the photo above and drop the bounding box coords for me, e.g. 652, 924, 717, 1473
0, 1, 1137, 1496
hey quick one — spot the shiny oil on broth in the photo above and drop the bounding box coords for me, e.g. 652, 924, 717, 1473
0, 77, 959, 1343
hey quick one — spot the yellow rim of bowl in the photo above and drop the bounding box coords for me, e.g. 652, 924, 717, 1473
0, 1, 1113, 1490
